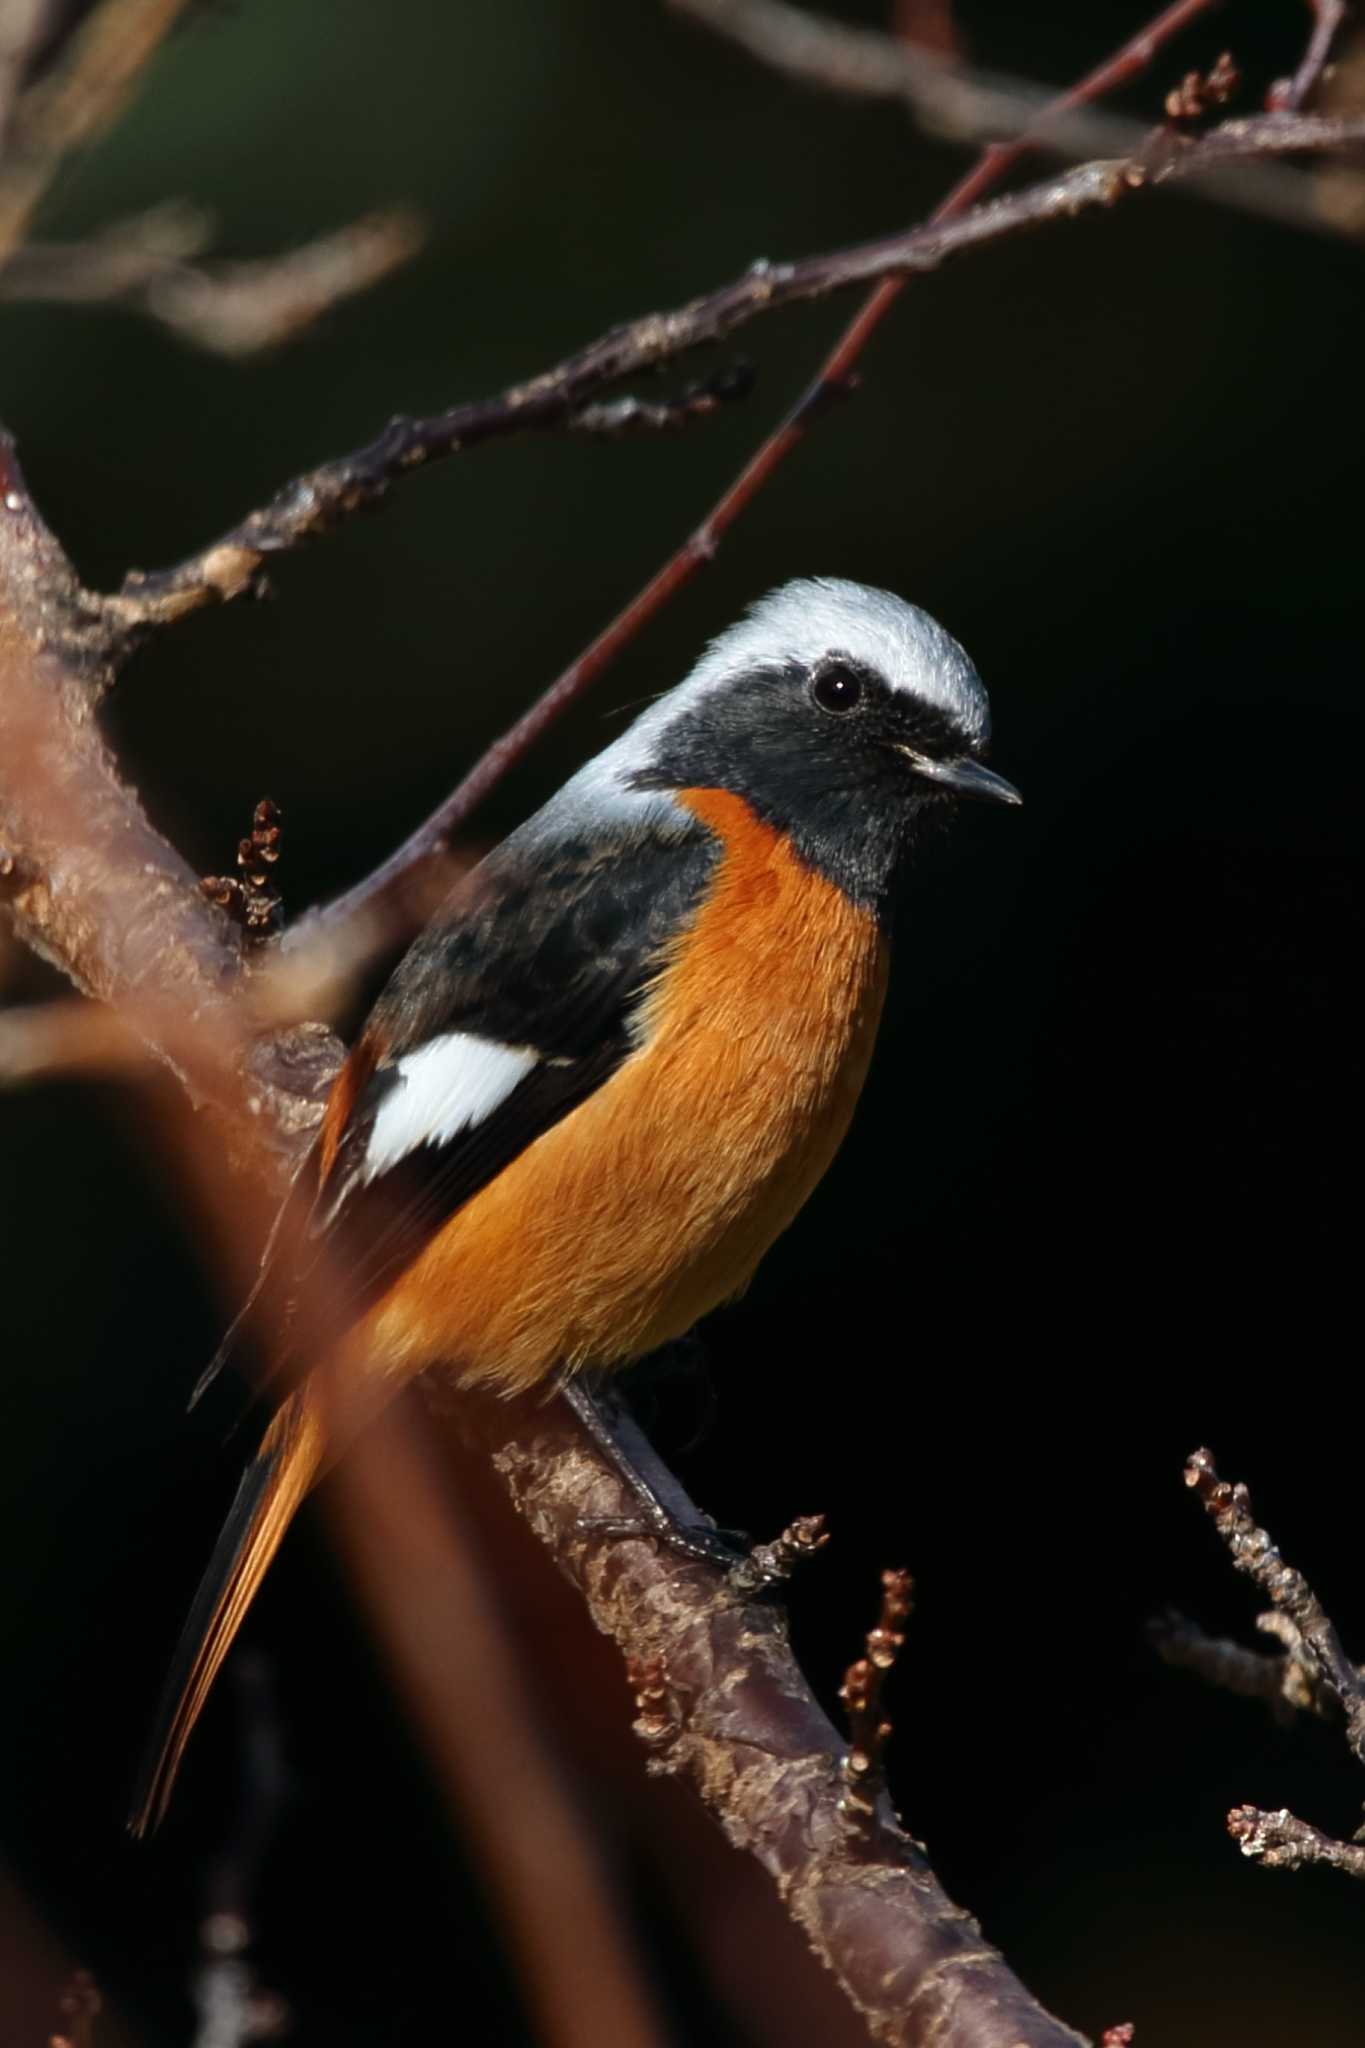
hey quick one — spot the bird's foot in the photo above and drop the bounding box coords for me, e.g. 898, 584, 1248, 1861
576, 1510, 751, 1569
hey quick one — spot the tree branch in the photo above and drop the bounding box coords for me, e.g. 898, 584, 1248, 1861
1171, 1449, 1365, 1884
0, 433, 342, 1140
464, 1392, 1087, 2048
77, 114, 1359, 652
1228, 1805, 1365, 1880
1184, 1447, 1365, 1761
305, 103, 1365, 938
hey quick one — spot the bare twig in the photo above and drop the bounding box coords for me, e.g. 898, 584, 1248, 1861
839, 1568, 914, 1824
1, 204, 426, 357
201, 799, 285, 954
1149, 1608, 1332, 1723
69, 105, 1354, 654
1173, 1450, 1365, 1887
310, 101, 1365, 936
726, 1509, 830, 1596
1227, 1804, 1365, 1879
1184, 1447, 1365, 1761
671, 0, 1230, 156
1272, 0, 1349, 111
672, 0, 1184, 160
1164, 50, 1241, 124
0, 0, 194, 263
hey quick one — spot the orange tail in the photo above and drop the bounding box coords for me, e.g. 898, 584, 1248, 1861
130, 1392, 325, 1836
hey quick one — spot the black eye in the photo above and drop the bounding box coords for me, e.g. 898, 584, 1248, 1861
811, 661, 863, 714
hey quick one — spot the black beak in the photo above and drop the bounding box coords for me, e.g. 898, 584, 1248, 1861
897, 748, 1023, 806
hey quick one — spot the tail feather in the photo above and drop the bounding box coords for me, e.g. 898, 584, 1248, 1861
130, 1393, 324, 1836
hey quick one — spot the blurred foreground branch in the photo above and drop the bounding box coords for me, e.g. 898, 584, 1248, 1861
0, 203, 426, 357
0, 0, 193, 263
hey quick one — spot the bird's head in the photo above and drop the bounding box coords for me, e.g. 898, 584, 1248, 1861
583, 578, 1020, 911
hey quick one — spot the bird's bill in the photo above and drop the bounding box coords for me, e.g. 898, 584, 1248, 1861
897, 748, 1022, 805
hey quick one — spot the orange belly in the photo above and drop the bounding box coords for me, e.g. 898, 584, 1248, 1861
362, 789, 889, 1394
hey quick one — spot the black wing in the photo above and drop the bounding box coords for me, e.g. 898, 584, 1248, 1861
207, 814, 718, 1392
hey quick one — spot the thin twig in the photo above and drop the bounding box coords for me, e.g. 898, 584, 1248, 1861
78, 90, 1353, 650
1184, 1447, 1365, 1761
1272, 0, 1349, 111
1148, 1608, 1330, 1723
839, 1568, 914, 1823
311, 99, 1365, 935
200, 799, 285, 953
671, 0, 1193, 161
0, 0, 194, 264
1, 204, 426, 357
1175, 1450, 1365, 1887
1227, 1804, 1365, 1879
675, 0, 1227, 180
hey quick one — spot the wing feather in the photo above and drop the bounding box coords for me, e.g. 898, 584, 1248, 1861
201, 816, 718, 1393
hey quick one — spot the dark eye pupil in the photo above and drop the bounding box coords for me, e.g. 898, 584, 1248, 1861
813, 663, 862, 713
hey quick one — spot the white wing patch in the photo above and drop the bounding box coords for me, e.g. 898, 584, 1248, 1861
363, 1033, 538, 1180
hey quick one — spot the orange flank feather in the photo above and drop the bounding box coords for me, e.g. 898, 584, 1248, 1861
362, 788, 888, 1393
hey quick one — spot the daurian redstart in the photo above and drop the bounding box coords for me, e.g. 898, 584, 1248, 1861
133, 577, 1020, 1832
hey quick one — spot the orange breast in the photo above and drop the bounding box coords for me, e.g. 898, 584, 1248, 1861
362, 790, 889, 1395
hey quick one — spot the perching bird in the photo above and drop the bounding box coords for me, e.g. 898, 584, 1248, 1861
132, 576, 1019, 1834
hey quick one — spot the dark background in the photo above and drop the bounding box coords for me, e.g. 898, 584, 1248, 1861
3, 2, 1363, 2041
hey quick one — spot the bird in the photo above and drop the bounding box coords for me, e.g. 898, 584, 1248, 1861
131, 575, 1020, 1835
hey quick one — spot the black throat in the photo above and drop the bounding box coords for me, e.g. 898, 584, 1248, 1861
630, 664, 960, 918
